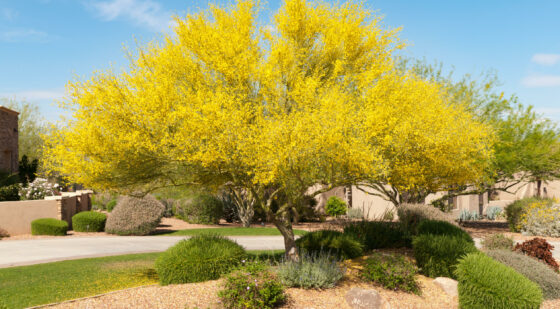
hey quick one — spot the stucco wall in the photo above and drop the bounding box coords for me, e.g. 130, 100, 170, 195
0, 200, 59, 235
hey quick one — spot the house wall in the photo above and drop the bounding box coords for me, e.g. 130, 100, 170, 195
0, 107, 19, 173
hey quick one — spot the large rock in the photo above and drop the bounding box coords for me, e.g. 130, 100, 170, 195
345, 288, 391, 309
433, 277, 458, 297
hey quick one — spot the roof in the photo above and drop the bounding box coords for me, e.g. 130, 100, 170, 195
0, 106, 20, 116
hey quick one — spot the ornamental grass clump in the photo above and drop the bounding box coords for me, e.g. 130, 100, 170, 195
72, 211, 107, 232
105, 195, 164, 236
514, 237, 559, 272
343, 221, 411, 250
296, 230, 363, 260
481, 233, 514, 250
416, 220, 473, 243
518, 200, 560, 237
487, 249, 560, 299
277, 252, 345, 289
361, 252, 420, 294
454, 252, 543, 309
155, 234, 246, 285
397, 203, 455, 234
31, 218, 68, 236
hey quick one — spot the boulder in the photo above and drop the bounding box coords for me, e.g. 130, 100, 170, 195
345, 287, 391, 309
433, 277, 458, 297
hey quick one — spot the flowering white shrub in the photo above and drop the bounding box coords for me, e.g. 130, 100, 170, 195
19, 178, 59, 200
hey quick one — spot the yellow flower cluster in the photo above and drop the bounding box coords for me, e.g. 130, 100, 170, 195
518, 199, 560, 236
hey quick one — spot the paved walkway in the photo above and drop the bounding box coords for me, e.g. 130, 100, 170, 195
0, 236, 286, 268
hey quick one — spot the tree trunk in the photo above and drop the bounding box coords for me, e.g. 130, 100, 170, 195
273, 216, 299, 262
536, 179, 542, 198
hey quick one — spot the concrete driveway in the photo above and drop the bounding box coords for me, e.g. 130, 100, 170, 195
0, 236, 286, 268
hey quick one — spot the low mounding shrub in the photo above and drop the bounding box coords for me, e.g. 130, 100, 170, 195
416, 220, 473, 243
174, 194, 223, 224
481, 233, 514, 251
0, 227, 9, 239
277, 252, 345, 289
361, 252, 420, 294
486, 206, 503, 220
295, 230, 363, 260
346, 207, 363, 220
0, 184, 20, 201
455, 252, 543, 309
105, 195, 164, 236
487, 249, 560, 299
397, 203, 455, 234
518, 201, 560, 237
31, 218, 68, 236
412, 234, 477, 279
505, 197, 553, 232
105, 199, 117, 212
156, 197, 175, 218
219, 261, 285, 309
155, 234, 246, 285
458, 209, 479, 221
343, 221, 411, 250
514, 238, 559, 272
72, 211, 107, 232
325, 196, 347, 217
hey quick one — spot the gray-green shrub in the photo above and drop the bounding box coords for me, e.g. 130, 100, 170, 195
455, 251, 542, 308
487, 249, 560, 299
412, 234, 477, 279
361, 252, 420, 294
31, 218, 68, 236
277, 252, 345, 289
347, 207, 363, 220
486, 206, 503, 220
295, 230, 363, 259
72, 211, 107, 232
397, 203, 455, 234
105, 195, 164, 236
481, 233, 514, 250
155, 234, 246, 285
174, 194, 223, 224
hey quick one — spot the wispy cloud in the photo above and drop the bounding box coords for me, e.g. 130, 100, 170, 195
0, 89, 66, 101
0, 29, 49, 42
531, 53, 560, 66
88, 0, 173, 32
522, 74, 560, 88
1, 8, 18, 21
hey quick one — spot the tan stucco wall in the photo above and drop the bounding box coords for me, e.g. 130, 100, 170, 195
0, 200, 59, 235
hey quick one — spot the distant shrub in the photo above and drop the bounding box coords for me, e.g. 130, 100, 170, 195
19, 178, 58, 200
277, 252, 345, 289
416, 220, 473, 243
325, 196, 347, 217
105, 195, 164, 236
174, 194, 223, 224
412, 234, 477, 279
397, 203, 455, 234
296, 230, 363, 259
105, 199, 117, 212
455, 252, 543, 309
362, 252, 420, 294
0, 184, 20, 201
343, 221, 411, 250
156, 197, 175, 218
486, 206, 503, 220
505, 197, 553, 232
458, 209, 479, 221
481, 233, 514, 250
156, 235, 246, 285
0, 227, 9, 239
72, 211, 107, 232
91, 192, 115, 211
518, 201, 560, 237
346, 207, 363, 220
31, 218, 68, 236
487, 249, 560, 299
514, 238, 559, 272
219, 261, 285, 309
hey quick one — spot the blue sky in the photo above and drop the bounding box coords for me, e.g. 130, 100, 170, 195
0, 0, 559, 122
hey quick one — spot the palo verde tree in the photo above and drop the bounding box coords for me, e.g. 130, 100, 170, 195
44, 0, 492, 259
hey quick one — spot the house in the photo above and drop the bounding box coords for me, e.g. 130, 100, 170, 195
0, 106, 19, 173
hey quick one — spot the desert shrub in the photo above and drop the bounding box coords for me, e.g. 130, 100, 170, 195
219, 190, 239, 223
486, 206, 503, 220
155, 234, 246, 285
505, 197, 553, 232
347, 207, 363, 220
514, 238, 559, 272
518, 201, 560, 237
277, 252, 345, 289
0, 184, 20, 201
219, 261, 285, 309
361, 252, 420, 294
458, 209, 479, 221
0, 227, 9, 239
174, 194, 223, 224
325, 196, 347, 217
296, 230, 363, 259
105, 195, 164, 236
105, 199, 117, 212
91, 192, 115, 210
487, 249, 560, 299
19, 178, 58, 200
481, 233, 514, 250
31, 218, 68, 236
416, 220, 473, 243
156, 197, 175, 218
343, 221, 411, 250
72, 211, 107, 232
412, 234, 477, 279
397, 203, 455, 234
455, 251, 543, 309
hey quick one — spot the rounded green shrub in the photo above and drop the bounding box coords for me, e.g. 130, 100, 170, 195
325, 196, 347, 217
277, 252, 345, 289
105, 195, 164, 236
174, 194, 223, 224
361, 252, 420, 294
481, 233, 514, 250
487, 249, 560, 299
416, 220, 473, 243
412, 234, 477, 279
295, 230, 363, 259
155, 234, 246, 285
72, 211, 107, 232
343, 221, 411, 250
105, 199, 117, 212
455, 252, 543, 309
31, 218, 68, 236
397, 203, 455, 234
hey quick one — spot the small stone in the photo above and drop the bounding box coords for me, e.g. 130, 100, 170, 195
345, 287, 390, 309
433, 277, 458, 297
